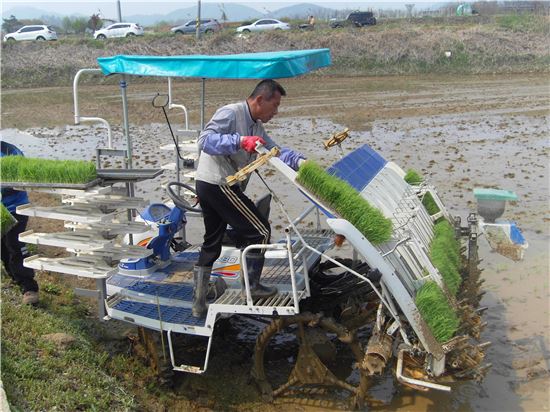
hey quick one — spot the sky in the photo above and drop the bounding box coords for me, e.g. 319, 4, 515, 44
2, 0, 444, 16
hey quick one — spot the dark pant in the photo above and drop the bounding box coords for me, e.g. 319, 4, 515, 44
196, 181, 271, 267
1, 214, 38, 293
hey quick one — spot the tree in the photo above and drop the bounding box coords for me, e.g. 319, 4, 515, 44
61, 16, 73, 34
87, 13, 102, 32
72, 17, 88, 34
2, 15, 22, 33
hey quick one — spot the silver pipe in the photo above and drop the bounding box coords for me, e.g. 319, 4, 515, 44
167, 77, 189, 128
291, 204, 316, 226
286, 230, 299, 311
73, 68, 113, 148
119, 75, 132, 168
200, 78, 206, 129
120, 75, 135, 244
396, 348, 451, 392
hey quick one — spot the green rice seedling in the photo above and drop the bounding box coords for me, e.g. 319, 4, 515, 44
422, 191, 440, 215
431, 252, 461, 296
296, 160, 392, 245
402, 169, 440, 215
430, 220, 462, 296
1, 204, 17, 236
0, 156, 97, 184
415, 281, 460, 343
404, 169, 423, 185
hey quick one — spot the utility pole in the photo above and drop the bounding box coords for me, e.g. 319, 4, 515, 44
405, 4, 415, 19
196, 0, 201, 40
117, 0, 122, 22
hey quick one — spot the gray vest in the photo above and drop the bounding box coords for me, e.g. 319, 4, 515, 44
195, 102, 271, 189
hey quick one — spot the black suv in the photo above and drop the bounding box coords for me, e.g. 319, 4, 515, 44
330, 11, 377, 28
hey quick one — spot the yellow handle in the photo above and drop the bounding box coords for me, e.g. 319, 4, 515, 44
323, 128, 350, 149
226, 147, 281, 185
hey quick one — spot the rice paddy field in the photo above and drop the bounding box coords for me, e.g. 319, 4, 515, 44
1, 72, 549, 411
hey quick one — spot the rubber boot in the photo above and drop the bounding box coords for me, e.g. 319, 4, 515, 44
192, 266, 211, 318
245, 253, 277, 299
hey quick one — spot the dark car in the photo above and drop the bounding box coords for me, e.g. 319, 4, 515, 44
330, 11, 377, 28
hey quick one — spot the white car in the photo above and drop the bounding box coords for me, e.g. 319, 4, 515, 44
3, 25, 58, 42
236, 19, 290, 33
94, 23, 144, 39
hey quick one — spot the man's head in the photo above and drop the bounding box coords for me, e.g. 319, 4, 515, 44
247, 79, 286, 123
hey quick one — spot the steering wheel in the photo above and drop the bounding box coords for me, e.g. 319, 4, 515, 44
166, 181, 202, 213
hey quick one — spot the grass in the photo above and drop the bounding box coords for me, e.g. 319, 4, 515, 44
1, 203, 17, 236
2, 14, 549, 90
496, 14, 549, 33
415, 281, 460, 343
296, 160, 392, 245
1, 273, 138, 411
0, 156, 97, 184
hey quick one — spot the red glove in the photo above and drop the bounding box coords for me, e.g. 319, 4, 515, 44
240, 135, 266, 153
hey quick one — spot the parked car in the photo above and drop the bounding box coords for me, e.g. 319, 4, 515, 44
329, 11, 377, 28
3, 25, 57, 42
236, 19, 290, 33
94, 23, 144, 39
171, 19, 222, 35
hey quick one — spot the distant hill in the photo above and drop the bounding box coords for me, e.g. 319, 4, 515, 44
2, 3, 263, 27
269, 3, 335, 20
126, 4, 262, 26
2, 5, 50, 20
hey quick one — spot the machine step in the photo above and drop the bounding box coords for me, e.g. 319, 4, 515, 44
108, 273, 194, 307
106, 294, 210, 335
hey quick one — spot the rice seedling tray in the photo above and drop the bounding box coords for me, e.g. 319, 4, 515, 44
96, 168, 163, 183
1, 178, 102, 190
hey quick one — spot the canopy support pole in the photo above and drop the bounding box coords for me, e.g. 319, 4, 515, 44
120, 74, 135, 244
200, 78, 206, 130
120, 75, 132, 169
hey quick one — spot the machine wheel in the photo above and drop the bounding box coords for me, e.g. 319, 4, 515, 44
252, 312, 373, 410
97, 34, 106, 40
36, 36, 45, 41
242, 29, 251, 33
126, 32, 135, 37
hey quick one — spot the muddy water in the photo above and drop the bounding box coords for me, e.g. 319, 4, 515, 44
1, 74, 548, 411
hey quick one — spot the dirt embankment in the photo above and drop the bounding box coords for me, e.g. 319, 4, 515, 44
2, 17, 549, 89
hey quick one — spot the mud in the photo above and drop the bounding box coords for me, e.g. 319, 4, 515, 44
1, 73, 549, 411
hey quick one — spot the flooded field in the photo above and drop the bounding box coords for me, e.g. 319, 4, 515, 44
1, 73, 549, 411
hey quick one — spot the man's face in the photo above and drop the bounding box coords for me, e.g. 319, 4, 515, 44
257, 91, 282, 123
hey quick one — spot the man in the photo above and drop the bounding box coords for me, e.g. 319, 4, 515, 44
1, 141, 39, 305
192, 79, 305, 317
